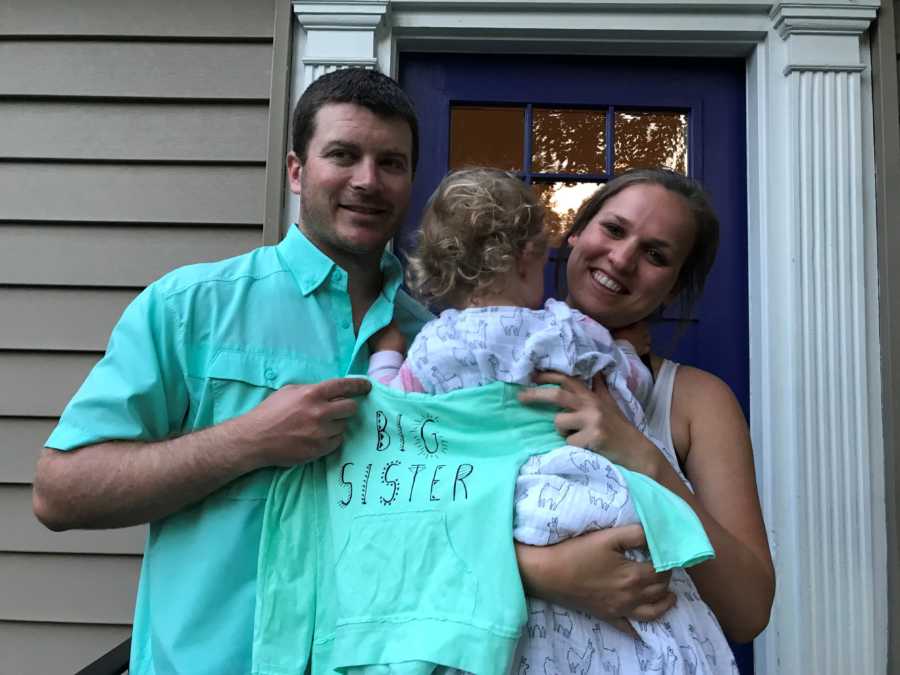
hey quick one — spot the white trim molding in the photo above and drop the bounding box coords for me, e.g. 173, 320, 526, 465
287, 2, 888, 673
293, 1, 388, 87
752, 3, 885, 674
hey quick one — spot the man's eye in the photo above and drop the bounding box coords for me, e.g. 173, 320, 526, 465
382, 157, 408, 172
328, 150, 353, 162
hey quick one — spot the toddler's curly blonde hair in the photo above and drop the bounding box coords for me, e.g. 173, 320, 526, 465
406, 168, 547, 309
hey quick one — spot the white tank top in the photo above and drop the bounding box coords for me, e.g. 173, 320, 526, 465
643, 358, 692, 487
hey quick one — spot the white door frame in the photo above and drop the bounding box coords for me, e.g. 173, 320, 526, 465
287, 2, 888, 673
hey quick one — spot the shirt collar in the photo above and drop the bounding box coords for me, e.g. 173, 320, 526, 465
277, 224, 405, 301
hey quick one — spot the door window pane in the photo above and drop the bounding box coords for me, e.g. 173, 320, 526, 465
449, 106, 524, 172
532, 181, 605, 246
532, 109, 606, 174
614, 111, 688, 174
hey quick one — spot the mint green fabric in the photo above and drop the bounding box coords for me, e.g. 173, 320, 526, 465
619, 469, 714, 571
45, 225, 432, 675
254, 381, 714, 675
256, 380, 565, 675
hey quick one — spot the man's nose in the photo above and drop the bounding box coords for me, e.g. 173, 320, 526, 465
350, 158, 379, 191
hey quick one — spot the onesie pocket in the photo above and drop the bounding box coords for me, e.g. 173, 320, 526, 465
334, 510, 477, 624
207, 349, 322, 500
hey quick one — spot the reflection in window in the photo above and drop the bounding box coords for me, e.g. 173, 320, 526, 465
614, 111, 688, 174
449, 106, 524, 172
532, 181, 605, 246
532, 109, 606, 174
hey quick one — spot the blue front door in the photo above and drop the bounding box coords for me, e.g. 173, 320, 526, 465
399, 52, 751, 673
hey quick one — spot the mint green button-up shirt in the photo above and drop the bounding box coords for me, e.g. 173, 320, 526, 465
46, 225, 432, 675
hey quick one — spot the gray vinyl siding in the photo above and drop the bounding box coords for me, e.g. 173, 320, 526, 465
1, 623, 132, 675
0, 1, 277, 672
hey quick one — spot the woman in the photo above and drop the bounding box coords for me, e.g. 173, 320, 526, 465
516, 169, 775, 645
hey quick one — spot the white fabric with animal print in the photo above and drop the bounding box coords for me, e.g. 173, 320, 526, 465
512, 449, 737, 675
399, 299, 651, 420
369, 299, 737, 674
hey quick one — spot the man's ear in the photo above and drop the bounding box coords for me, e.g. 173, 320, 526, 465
287, 152, 303, 195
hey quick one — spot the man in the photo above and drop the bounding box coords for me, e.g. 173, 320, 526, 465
32, 68, 431, 674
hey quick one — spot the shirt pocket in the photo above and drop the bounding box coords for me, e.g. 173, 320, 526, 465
333, 510, 478, 625
206, 349, 330, 500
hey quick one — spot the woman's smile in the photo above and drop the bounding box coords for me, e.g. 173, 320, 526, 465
590, 268, 627, 294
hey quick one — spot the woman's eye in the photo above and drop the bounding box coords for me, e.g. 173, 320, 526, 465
646, 249, 669, 266
602, 223, 624, 238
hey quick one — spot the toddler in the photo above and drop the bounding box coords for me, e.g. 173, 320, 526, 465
369, 168, 737, 675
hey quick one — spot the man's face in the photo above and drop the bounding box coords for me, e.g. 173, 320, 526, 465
288, 103, 414, 266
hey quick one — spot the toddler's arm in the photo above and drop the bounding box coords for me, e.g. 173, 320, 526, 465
367, 321, 425, 392
368, 350, 405, 386
370, 320, 407, 355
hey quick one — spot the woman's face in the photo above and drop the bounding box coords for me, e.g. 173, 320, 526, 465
566, 183, 697, 329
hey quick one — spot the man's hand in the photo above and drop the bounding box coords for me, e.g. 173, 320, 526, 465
32, 377, 372, 531
239, 377, 372, 468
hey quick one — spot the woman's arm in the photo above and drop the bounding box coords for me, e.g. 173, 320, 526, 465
516, 378, 677, 629
665, 365, 775, 642
522, 368, 775, 643
515, 525, 675, 635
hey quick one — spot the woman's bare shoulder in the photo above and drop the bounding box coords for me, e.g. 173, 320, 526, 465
673, 364, 738, 402
668, 363, 748, 460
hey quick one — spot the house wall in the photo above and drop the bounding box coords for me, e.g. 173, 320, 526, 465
0, 1, 277, 672
0, 0, 892, 673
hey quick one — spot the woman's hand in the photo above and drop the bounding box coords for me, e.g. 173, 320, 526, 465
518, 371, 662, 475
516, 525, 675, 634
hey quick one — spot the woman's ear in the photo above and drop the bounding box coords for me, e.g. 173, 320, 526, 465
567, 233, 578, 248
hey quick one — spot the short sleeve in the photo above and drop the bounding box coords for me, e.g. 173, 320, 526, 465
368, 350, 405, 384
45, 282, 190, 451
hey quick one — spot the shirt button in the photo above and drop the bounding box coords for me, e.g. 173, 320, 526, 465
264, 368, 276, 381
341, 319, 350, 330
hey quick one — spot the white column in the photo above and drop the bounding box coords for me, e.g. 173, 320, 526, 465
751, 2, 884, 673
293, 1, 388, 82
